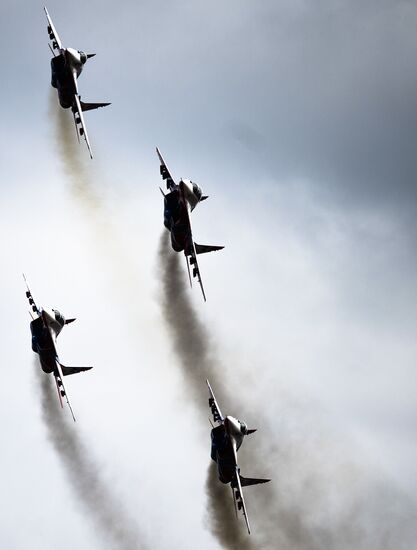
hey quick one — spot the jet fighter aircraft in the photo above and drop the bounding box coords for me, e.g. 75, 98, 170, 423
44, 6, 110, 159
24, 276, 92, 421
157, 147, 224, 301
207, 379, 270, 534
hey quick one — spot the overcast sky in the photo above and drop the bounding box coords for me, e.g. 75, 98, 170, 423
1, 1, 417, 549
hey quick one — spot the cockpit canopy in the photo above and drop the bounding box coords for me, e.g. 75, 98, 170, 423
192, 182, 203, 201
79, 51, 87, 64
239, 421, 248, 435
52, 309, 66, 326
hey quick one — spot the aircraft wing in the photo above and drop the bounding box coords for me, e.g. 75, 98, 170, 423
188, 239, 207, 301
234, 467, 251, 534
181, 192, 208, 300
23, 274, 40, 317
156, 147, 176, 191
73, 94, 93, 159
54, 363, 76, 422
42, 311, 76, 421
44, 7, 63, 52
42, 314, 82, 422
207, 379, 224, 423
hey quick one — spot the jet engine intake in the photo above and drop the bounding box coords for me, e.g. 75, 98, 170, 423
79, 51, 96, 64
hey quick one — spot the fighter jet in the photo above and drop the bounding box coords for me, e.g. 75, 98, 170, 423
24, 276, 92, 421
44, 6, 110, 159
157, 147, 224, 301
207, 379, 270, 534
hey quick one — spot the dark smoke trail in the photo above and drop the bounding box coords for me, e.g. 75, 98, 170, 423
157, 232, 220, 405
35, 363, 146, 550
49, 92, 105, 213
157, 232, 258, 549
157, 232, 243, 412
205, 463, 257, 550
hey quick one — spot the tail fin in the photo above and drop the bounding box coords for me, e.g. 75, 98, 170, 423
65, 318, 76, 325
80, 101, 111, 112
239, 475, 271, 487
59, 363, 93, 376
194, 243, 224, 255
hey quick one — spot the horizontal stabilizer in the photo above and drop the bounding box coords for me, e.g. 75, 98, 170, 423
60, 364, 93, 376
80, 101, 111, 112
194, 243, 224, 255
239, 475, 271, 487
201, 195, 209, 201
65, 318, 76, 324
247, 429, 257, 435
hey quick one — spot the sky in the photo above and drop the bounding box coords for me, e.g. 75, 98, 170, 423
1, 1, 417, 549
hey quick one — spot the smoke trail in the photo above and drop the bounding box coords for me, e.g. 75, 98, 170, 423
157, 233, 258, 549
157, 232, 417, 550
35, 363, 146, 550
49, 92, 107, 218
47, 95, 148, 548
157, 232, 220, 404
205, 463, 258, 550
49, 93, 148, 311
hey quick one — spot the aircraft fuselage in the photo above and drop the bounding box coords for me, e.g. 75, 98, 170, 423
50, 48, 85, 108
163, 179, 203, 254
30, 309, 65, 373
211, 416, 246, 484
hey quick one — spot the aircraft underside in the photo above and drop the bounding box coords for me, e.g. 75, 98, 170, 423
164, 196, 191, 253
211, 426, 236, 483
30, 318, 56, 373
50, 57, 77, 109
